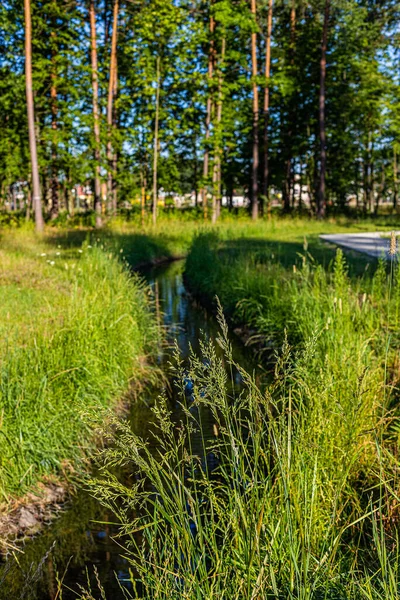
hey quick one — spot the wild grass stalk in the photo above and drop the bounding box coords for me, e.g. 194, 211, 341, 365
86, 297, 400, 599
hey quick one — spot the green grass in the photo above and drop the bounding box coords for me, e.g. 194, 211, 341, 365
2, 215, 400, 596
0, 230, 160, 506
86, 307, 400, 599
76, 216, 400, 599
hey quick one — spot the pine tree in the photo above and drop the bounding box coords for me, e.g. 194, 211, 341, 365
24, 0, 44, 232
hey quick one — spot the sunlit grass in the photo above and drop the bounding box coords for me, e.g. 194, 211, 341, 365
0, 230, 159, 505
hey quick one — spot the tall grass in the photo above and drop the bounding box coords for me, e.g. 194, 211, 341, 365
0, 236, 159, 504
76, 229, 400, 598
86, 305, 399, 599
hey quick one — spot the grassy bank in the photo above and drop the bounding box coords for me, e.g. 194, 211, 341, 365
0, 231, 159, 509
77, 219, 400, 598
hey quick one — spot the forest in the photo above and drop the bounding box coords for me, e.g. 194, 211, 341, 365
1, 0, 399, 225
2, 1, 400, 599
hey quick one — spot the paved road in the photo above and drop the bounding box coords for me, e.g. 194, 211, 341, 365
320, 232, 400, 259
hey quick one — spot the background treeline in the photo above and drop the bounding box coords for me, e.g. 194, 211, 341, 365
0, 0, 399, 224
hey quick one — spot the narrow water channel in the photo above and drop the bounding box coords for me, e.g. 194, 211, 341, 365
0, 260, 262, 600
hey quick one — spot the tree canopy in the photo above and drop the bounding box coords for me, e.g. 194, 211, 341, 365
0, 0, 399, 221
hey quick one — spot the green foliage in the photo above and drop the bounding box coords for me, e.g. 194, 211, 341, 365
1, 0, 399, 214
0, 232, 159, 502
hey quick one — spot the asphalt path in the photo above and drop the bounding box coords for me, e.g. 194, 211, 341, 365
320, 231, 400, 259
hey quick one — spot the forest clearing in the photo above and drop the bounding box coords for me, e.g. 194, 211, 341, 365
1, 0, 400, 596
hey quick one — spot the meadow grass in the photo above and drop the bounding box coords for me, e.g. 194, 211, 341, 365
0, 230, 159, 506
2, 216, 400, 596
85, 306, 400, 599
78, 218, 400, 599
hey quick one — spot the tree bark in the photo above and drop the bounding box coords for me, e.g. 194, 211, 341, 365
317, 0, 330, 218
262, 0, 273, 216
89, 0, 102, 228
24, 0, 44, 233
141, 175, 146, 227
212, 37, 225, 224
250, 0, 259, 220
201, 5, 215, 219
282, 0, 296, 213
50, 28, 59, 220
112, 63, 118, 214
107, 0, 119, 215
393, 147, 398, 212
152, 56, 161, 226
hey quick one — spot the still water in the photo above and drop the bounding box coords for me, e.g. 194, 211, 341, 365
0, 259, 262, 600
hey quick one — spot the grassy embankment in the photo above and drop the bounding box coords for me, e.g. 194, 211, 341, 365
0, 229, 162, 518
82, 217, 400, 599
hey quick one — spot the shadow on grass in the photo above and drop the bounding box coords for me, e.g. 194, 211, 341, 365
215, 235, 377, 278
42, 230, 184, 269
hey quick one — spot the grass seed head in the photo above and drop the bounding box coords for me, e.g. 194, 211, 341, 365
389, 231, 397, 256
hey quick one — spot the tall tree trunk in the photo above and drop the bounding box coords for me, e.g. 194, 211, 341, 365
250, 0, 259, 220
50, 29, 59, 219
375, 164, 384, 216
152, 56, 161, 226
393, 147, 398, 212
262, 0, 273, 216
368, 159, 374, 213
193, 134, 198, 207
317, 0, 330, 218
212, 37, 225, 224
89, 0, 102, 228
282, 0, 296, 213
112, 63, 118, 215
141, 172, 146, 227
201, 5, 215, 219
363, 157, 368, 214
107, 0, 119, 215
24, 0, 44, 233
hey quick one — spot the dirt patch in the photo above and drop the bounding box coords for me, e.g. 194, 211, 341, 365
0, 478, 67, 554
0, 359, 159, 554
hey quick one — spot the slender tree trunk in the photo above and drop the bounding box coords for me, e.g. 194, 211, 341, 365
65, 167, 73, 216
89, 0, 102, 228
152, 56, 161, 226
212, 37, 225, 224
201, 6, 215, 219
317, 0, 330, 218
112, 63, 118, 214
355, 159, 360, 210
283, 0, 296, 213
141, 173, 146, 227
393, 147, 398, 212
107, 0, 119, 215
363, 157, 368, 214
262, 0, 273, 217
368, 159, 374, 213
50, 30, 59, 219
375, 164, 384, 216
193, 135, 198, 207
26, 186, 31, 221
24, 0, 44, 233
211, 160, 218, 224
250, 0, 259, 220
